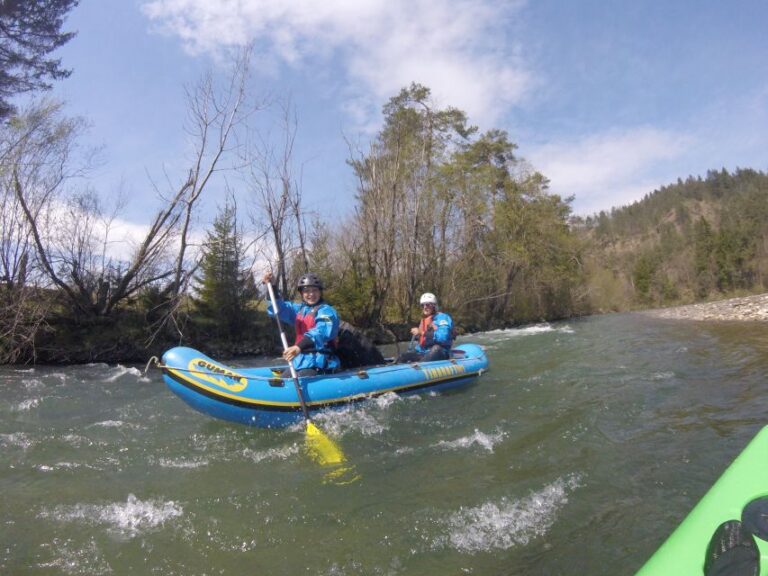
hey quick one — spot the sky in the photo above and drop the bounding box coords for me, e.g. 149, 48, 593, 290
45, 0, 768, 234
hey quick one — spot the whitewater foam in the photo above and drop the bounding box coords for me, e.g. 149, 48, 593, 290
241, 443, 300, 463
435, 428, 506, 453
15, 397, 41, 411
90, 420, 125, 428
313, 402, 389, 436
0, 432, 35, 450
37, 462, 86, 472
482, 323, 574, 340
104, 365, 147, 383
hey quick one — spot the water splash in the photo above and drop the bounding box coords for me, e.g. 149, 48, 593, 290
40, 494, 183, 537
436, 474, 582, 553
313, 402, 390, 437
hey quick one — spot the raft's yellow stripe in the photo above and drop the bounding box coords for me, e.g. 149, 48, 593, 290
168, 365, 482, 408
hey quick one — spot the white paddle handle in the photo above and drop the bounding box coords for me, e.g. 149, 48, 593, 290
266, 282, 300, 382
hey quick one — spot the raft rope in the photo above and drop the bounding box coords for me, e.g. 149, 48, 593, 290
142, 352, 485, 383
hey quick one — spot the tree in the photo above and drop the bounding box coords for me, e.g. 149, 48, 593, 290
247, 98, 309, 294
693, 216, 715, 297
346, 83, 474, 326
632, 253, 655, 301
138, 46, 264, 342
193, 201, 255, 340
0, 0, 79, 119
8, 100, 180, 319
0, 99, 84, 361
12, 47, 261, 328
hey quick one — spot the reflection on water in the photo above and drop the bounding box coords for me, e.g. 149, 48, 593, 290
1, 313, 768, 574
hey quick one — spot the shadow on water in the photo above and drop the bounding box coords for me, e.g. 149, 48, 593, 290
1, 314, 768, 574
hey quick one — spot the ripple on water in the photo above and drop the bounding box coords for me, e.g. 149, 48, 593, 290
87, 420, 146, 432
22, 377, 45, 390
434, 428, 506, 453
36, 537, 112, 575
240, 442, 300, 464
36, 461, 92, 472
155, 456, 211, 469
436, 474, 582, 554
0, 432, 36, 450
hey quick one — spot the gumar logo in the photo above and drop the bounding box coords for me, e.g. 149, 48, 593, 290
188, 358, 248, 392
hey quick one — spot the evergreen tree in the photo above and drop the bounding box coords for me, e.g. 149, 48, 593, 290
0, 0, 79, 119
693, 216, 715, 297
193, 202, 254, 341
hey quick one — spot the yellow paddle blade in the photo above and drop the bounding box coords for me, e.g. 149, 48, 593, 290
305, 420, 346, 466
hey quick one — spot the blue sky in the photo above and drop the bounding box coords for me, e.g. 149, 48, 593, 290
48, 0, 768, 232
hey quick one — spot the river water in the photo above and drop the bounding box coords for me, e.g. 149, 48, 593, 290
2, 313, 767, 575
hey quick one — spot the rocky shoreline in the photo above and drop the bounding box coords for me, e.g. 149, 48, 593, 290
643, 292, 768, 322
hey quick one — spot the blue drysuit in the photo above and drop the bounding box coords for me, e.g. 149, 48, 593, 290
267, 297, 341, 372
415, 311, 454, 353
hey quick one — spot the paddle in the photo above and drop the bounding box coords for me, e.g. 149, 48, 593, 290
265, 281, 346, 466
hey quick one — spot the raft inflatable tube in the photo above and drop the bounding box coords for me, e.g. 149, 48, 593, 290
636, 425, 768, 575
160, 343, 488, 428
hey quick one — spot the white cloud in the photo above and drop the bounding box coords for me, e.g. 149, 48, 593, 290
526, 127, 694, 215
100, 218, 155, 262
141, 0, 531, 128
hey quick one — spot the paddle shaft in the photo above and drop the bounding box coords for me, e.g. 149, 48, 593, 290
266, 282, 311, 421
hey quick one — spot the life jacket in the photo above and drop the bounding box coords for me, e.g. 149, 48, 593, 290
419, 312, 455, 349
295, 304, 338, 351
419, 315, 437, 348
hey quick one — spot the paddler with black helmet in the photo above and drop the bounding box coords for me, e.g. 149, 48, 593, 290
262, 271, 341, 377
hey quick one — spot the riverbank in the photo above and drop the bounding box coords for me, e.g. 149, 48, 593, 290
642, 292, 768, 322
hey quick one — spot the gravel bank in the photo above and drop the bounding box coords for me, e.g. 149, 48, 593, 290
643, 293, 768, 322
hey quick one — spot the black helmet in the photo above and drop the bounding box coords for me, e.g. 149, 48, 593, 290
296, 272, 323, 291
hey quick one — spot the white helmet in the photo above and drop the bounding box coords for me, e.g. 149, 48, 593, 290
419, 292, 438, 306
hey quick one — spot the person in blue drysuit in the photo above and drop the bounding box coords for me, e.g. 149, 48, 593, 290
262, 271, 340, 377
397, 292, 454, 363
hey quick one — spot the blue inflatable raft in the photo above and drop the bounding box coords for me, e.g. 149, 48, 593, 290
160, 343, 489, 428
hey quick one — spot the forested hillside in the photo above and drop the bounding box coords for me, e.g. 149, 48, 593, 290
577, 168, 768, 311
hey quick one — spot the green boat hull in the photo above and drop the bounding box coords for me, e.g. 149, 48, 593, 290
637, 425, 768, 575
